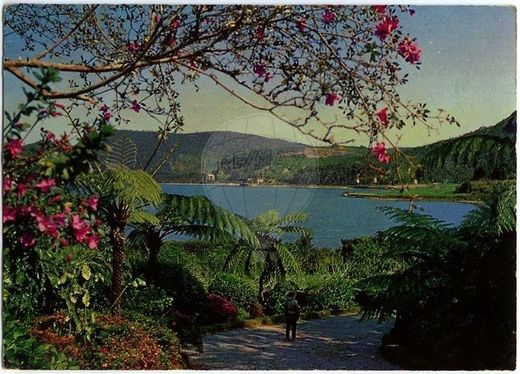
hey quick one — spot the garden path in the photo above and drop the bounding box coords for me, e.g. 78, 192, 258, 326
188, 315, 401, 370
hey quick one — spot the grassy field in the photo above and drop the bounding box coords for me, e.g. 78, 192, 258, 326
345, 183, 481, 202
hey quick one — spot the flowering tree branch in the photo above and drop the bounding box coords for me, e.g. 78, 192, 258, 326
4, 4, 459, 178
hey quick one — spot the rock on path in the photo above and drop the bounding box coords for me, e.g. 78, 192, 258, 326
189, 315, 401, 370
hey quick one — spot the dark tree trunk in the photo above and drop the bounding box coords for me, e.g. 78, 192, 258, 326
146, 231, 163, 273
110, 225, 126, 316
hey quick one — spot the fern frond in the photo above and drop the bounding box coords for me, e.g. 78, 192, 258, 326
104, 135, 138, 169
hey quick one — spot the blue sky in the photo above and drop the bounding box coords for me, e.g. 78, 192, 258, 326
3, 5, 516, 146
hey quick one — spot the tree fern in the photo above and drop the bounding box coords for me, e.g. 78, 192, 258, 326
421, 113, 516, 179
461, 180, 516, 237
103, 135, 138, 169
357, 207, 464, 322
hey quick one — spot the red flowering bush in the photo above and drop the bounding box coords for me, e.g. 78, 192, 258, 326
206, 293, 239, 324
2, 69, 114, 332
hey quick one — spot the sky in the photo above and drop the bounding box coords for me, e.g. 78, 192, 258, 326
3, 5, 516, 147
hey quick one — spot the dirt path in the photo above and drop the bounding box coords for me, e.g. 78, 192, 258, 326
188, 315, 401, 370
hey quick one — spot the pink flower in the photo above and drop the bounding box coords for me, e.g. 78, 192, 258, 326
398, 38, 422, 64
16, 183, 27, 198
325, 93, 340, 106
87, 233, 99, 249
131, 100, 141, 113
36, 214, 58, 237
375, 16, 399, 40
71, 214, 90, 243
127, 41, 139, 53
35, 178, 56, 193
50, 111, 63, 117
296, 18, 307, 32
5, 138, 24, 158
170, 18, 181, 30
372, 5, 387, 14
85, 195, 99, 211
20, 232, 36, 248
46, 131, 56, 142
372, 142, 391, 164
264, 72, 272, 83
153, 14, 162, 24
102, 111, 112, 121
17, 205, 38, 218
322, 9, 336, 24
54, 103, 66, 110
51, 212, 67, 227
376, 107, 389, 126
256, 25, 265, 40
254, 63, 267, 77
49, 194, 62, 204
3, 206, 16, 223
100, 104, 109, 113
3, 176, 12, 193
164, 35, 176, 47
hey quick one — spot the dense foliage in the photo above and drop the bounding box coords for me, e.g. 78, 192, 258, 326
356, 182, 516, 369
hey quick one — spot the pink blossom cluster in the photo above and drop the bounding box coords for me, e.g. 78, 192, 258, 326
100, 104, 112, 121
325, 92, 341, 106
398, 38, 422, 64
375, 16, 399, 41
3, 189, 101, 249
376, 107, 389, 126
254, 63, 272, 82
372, 142, 391, 164
322, 9, 336, 24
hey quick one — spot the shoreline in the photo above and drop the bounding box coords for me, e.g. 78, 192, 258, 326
342, 192, 482, 205
160, 182, 482, 204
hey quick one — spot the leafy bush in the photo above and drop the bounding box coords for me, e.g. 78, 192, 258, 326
3, 314, 78, 369
151, 262, 207, 316
345, 237, 402, 281
166, 310, 203, 351
123, 284, 174, 317
456, 180, 499, 194
205, 293, 239, 324
208, 272, 257, 312
80, 315, 182, 370
262, 279, 299, 315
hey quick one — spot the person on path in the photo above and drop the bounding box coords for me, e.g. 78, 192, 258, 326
284, 290, 300, 341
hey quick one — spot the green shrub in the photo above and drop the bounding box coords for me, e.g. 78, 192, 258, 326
123, 284, 174, 317
262, 279, 299, 315
455, 180, 500, 195
158, 243, 207, 284
3, 315, 78, 369
345, 237, 401, 281
208, 272, 257, 312
151, 262, 208, 316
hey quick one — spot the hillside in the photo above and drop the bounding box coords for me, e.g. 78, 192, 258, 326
105, 112, 515, 184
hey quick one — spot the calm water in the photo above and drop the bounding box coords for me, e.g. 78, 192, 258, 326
162, 184, 477, 248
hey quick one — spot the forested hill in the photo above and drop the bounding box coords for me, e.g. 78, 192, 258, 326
413, 111, 516, 155
113, 130, 307, 165
107, 112, 515, 184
